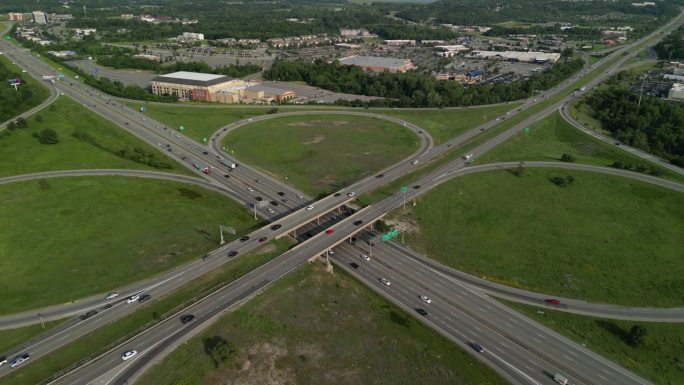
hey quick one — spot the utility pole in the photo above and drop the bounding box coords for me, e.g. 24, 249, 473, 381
637, 75, 646, 110
38, 313, 45, 329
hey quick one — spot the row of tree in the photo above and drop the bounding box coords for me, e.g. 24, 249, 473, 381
654, 26, 684, 61
585, 88, 684, 167
264, 56, 583, 107
96, 56, 262, 78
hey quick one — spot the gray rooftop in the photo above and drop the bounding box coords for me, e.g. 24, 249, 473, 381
151, 71, 233, 87
339, 55, 412, 68
245, 84, 293, 95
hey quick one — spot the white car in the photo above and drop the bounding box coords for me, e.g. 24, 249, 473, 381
305, 205, 314, 211
380, 278, 391, 286
127, 294, 140, 304
411, 160, 419, 165
361, 254, 370, 261
463, 153, 474, 160
121, 350, 137, 361
347, 192, 356, 197
421, 295, 432, 304
106, 292, 119, 300
247, 187, 254, 192
267, 208, 275, 214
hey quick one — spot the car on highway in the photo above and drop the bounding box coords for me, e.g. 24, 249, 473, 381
463, 154, 474, 160
267, 208, 275, 214
127, 294, 140, 303
334, 192, 342, 197
277, 191, 285, 196
306, 205, 314, 211
255, 196, 263, 201
0, 356, 8, 367
411, 160, 419, 165
247, 187, 254, 192
258, 236, 267, 242
223, 174, 230, 179
420, 295, 432, 304
270, 200, 278, 206
545, 299, 562, 305
347, 191, 356, 197
416, 308, 428, 316
239, 236, 250, 242
202, 151, 208, 155
413, 185, 421, 189
361, 254, 370, 261
375, 173, 384, 178
180, 314, 196, 324
325, 229, 334, 235
138, 294, 151, 303
271, 224, 282, 230
353, 220, 363, 226
106, 292, 119, 300
471, 344, 485, 353
380, 278, 390, 286
121, 350, 137, 361
9, 354, 30, 368
350, 262, 359, 269
228, 251, 238, 257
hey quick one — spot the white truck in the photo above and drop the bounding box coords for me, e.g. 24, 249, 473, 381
553, 373, 568, 385
220, 159, 237, 169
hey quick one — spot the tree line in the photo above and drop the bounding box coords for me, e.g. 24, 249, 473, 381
585, 88, 684, 167
654, 26, 684, 61
0, 61, 49, 124
264, 56, 583, 107
96, 56, 262, 78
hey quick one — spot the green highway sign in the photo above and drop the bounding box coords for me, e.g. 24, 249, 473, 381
381, 228, 399, 242
401, 186, 407, 193
523, 127, 530, 135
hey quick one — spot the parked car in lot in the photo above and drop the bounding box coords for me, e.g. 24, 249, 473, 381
121, 350, 137, 361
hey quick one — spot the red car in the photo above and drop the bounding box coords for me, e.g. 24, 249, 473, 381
545, 299, 561, 305
325, 229, 334, 235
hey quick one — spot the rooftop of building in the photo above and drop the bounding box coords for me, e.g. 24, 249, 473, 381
245, 84, 294, 95
151, 71, 233, 87
339, 55, 412, 68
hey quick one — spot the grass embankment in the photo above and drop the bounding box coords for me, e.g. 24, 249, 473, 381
507, 301, 684, 385
127, 102, 271, 142
0, 239, 294, 385
0, 55, 50, 123
392, 169, 684, 307
0, 321, 64, 354
0, 176, 259, 314
382, 103, 521, 144
477, 111, 683, 182
0, 97, 191, 177
223, 114, 419, 196
137, 263, 508, 385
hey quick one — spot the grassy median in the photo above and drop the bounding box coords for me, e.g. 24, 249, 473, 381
223, 114, 419, 196
391, 168, 684, 307
0, 98, 191, 177
0, 176, 259, 314
137, 263, 508, 385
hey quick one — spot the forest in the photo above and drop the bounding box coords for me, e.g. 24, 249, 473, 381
585, 88, 684, 167
264, 56, 583, 107
654, 26, 684, 61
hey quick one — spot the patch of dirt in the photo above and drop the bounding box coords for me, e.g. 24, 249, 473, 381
302, 135, 325, 145
221, 341, 294, 385
256, 244, 276, 255
384, 215, 421, 234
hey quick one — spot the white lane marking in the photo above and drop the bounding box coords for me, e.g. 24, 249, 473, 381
508, 317, 519, 324
562, 354, 574, 362
536, 333, 547, 340
532, 338, 542, 344
598, 374, 608, 381
567, 350, 577, 357
602, 369, 612, 375
478, 307, 488, 313
487, 351, 543, 385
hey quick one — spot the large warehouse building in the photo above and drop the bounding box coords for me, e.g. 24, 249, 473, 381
339, 55, 415, 73
468, 50, 561, 64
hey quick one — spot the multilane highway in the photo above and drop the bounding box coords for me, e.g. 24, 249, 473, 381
0, 9, 682, 385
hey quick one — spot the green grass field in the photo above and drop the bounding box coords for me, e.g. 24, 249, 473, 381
506, 301, 684, 385
223, 114, 419, 196
0, 238, 294, 385
0, 320, 64, 354
0, 97, 191, 177
476, 111, 682, 182
127, 102, 271, 142
382, 103, 521, 144
137, 263, 508, 385
0, 176, 260, 314
0, 55, 50, 123
394, 169, 684, 307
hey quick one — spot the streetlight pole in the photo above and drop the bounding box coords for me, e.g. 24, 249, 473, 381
253, 203, 257, 220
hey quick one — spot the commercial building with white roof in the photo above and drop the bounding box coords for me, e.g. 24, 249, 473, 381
468, 50, 561, 64
150, 71, 242, 100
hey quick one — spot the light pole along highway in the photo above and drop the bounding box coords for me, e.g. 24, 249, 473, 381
1, 9, 683, 385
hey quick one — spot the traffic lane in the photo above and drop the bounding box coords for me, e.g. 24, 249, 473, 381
358, 241, 650, 385
331, 247, 571, 385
